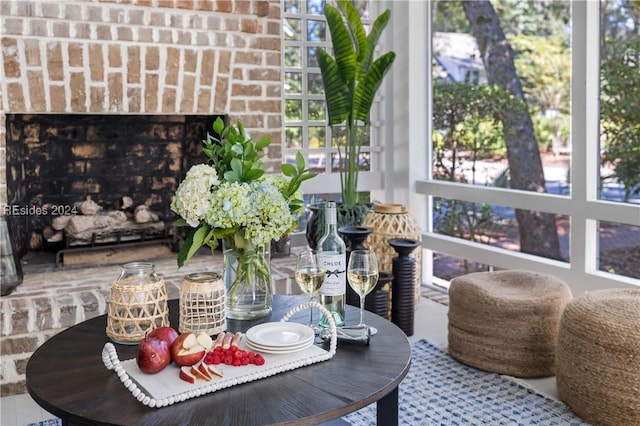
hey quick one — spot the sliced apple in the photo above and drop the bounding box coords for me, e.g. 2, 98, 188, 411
181, 333, 199, 350
196, 332, 214, 350
196, 361, 214, 380
179, 366, 197, 384
174, 344, 206, 367
207, 365, 224, 378
191, 363, 211, 381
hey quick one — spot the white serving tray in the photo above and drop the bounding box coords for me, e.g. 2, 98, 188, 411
102, 301, 337, 408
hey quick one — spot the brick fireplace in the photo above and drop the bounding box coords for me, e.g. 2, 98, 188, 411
0, 0, 286, 396
1, 0, 284, 255
5, 113, 230, 261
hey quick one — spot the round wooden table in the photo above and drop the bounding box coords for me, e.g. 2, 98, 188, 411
26, 295, 411, 426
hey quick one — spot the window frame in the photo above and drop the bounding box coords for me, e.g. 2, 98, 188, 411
412, 0, 640, 292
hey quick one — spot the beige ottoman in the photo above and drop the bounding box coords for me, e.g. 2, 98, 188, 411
448, 270, 573, 377
556, 288, 640, 426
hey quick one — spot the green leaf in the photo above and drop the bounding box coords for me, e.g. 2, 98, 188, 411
299, 173, 317, 182
360, 9, 391, 76
231, 143, 244, 155
256, 136, 271, 151
230, 158, 243, 175
243, 143, 256, 158
295, 151, 305, 171
338, 0, 367, 62
317, 49, 351, 125
354, 52, 396, 123
281, 163, 296, 177
177, 224, 211, 268
213, 117, 225, 134
245, 168, 264, 181
225, 170, 240, 182
324, 4, 357, 85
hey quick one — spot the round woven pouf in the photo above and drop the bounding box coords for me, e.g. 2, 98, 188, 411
556, 288, 640, 426
448, 270, 573, 378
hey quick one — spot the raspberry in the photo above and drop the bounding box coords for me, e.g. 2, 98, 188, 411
212, 356, 222, 365
232, 358, 242, 366
253, 354, 265, 366
224, 355, 233, 365
241, 358, 249, 365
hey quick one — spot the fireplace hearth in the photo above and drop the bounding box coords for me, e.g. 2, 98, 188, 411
5, 113, 223, 263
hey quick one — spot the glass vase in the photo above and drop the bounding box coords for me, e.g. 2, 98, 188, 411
222, 234, 273, 320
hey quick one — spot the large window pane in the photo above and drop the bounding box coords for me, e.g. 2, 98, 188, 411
431, 1, 571, 193
599, 221, 640, 280
429, 1, 572, 279
599, 1, 640, 204
433, 197, 570, 262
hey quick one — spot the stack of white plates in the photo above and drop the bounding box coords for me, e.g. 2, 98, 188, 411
245, 322, 315, 354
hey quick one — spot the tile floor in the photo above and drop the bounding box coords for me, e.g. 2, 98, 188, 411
0, 287, 558, 426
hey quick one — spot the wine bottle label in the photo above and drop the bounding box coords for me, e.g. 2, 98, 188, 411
318, 253, 346, 296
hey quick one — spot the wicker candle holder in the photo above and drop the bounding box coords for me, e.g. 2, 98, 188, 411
106, 262, 169, 345
179, 272, 226, 335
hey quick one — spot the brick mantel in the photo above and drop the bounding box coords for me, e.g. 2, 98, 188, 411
0, 0, 284, 206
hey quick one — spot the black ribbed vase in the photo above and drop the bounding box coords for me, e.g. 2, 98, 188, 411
364, 271, 393, 320
388, 238, 420, 336
339, 226, 373, 307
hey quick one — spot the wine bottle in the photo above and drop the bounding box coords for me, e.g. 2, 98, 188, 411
317, 201, 346, 328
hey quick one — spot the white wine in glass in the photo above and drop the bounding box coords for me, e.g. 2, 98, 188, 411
346, 250, 379, 333
294, 250, 326, 329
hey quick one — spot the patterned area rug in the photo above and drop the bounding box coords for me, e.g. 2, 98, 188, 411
342, 340, 589, 425
33, 341, 588, 425
25, 419, 61, 426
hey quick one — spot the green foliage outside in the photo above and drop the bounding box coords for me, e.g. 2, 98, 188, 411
432, 81, 524, 257
433, 0, 640, 203
600, 38, 640, 200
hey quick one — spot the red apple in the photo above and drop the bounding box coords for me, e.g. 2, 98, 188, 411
148, 326, 179, 348
137, 336, 171, 374
170, 333, 206, 367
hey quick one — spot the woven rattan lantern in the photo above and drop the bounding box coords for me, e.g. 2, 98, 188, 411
179, 272, 226, 335
106, 262, 169, 344
361, 203, 422, 311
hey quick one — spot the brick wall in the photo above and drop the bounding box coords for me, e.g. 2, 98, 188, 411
0, 0, 285, 397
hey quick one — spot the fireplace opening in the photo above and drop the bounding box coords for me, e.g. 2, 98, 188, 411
5, 113, 224, 268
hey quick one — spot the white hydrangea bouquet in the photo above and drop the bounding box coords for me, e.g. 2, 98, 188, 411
171, 118, 315, 318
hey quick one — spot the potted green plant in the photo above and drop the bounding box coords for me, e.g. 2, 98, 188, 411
306, 0, 395, 247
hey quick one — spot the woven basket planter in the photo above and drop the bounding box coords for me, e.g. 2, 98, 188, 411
179, 272, 226, 335
106, 277, 169, 344
448, 270, 572, 378
556, 288, 640, 426
361, 203, 422, 315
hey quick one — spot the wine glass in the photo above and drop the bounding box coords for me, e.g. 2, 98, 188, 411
294, 249, 326, 330
347, 250, 379, 334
